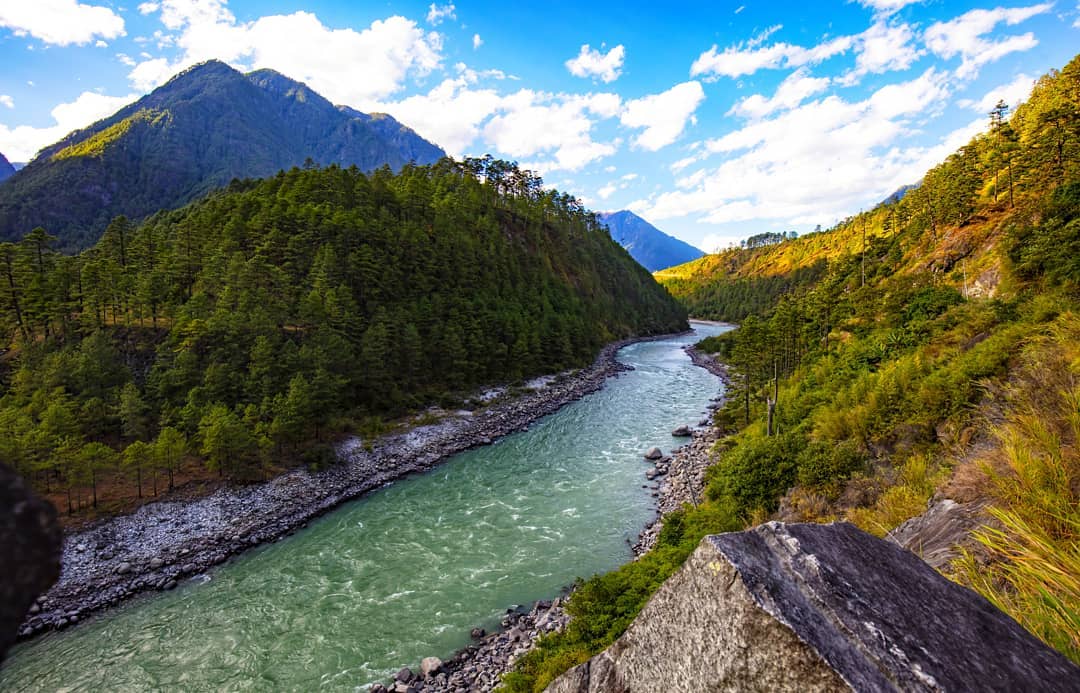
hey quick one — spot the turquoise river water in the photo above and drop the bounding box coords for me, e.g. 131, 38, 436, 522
0, 322, 730, 691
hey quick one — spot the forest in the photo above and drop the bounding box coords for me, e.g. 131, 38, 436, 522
0, 156, 687, 517
505, 53, 1080, 691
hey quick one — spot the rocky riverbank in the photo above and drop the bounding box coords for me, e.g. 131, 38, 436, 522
388, 342, 730, 692
17, 331, 687, 641
372, 599, 571, 693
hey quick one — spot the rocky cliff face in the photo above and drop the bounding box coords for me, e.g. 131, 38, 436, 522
548, 522, 1080, 692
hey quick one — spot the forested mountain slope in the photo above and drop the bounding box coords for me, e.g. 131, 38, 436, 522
0, 152, 13, 183
507, 53, 1080, 691
598, 210, 703, 271
0, 60, 444, 250
0, 157, 687, 515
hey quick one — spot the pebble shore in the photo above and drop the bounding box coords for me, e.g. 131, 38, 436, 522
18, 332, 687, 641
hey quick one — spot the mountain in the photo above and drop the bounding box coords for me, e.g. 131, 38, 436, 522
0, 152, 13, 183
0, 60, 445, 250
598, 210, 703, 272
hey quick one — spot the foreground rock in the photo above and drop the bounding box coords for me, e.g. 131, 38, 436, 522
549, 522, 1080, 692
0, 464, 62, 663
20, 332, 686, 640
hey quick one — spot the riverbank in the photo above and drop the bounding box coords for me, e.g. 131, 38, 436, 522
392, 343, 730, 692
17, 331, 688, 642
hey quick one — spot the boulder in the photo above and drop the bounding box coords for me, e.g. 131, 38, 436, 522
0, 463, 62, 663
671, 425, 692, 437
548, 522, 1080, 692
420, 656, 443, 677
643, 447, 663, 460
394, 667, 413, 683
645, 468, 658, 480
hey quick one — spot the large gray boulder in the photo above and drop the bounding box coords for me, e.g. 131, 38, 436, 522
547, 522, 1080, 692
0, 464, 62, 663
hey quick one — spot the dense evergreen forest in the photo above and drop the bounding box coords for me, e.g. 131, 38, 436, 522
0, 157, 687, 515
507, 54, 1080, 691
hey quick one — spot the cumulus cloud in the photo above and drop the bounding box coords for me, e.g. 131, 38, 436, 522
482, 91, 620, 171
958, 73, 1036, 113
0, 95, 13, 109
0, 91, 138, 161
138, 2, 160, 13
0, 0, 125, 46
472, 33, 482, 49
620, 81, 704, 151
924, 3, 1051, 79
729, 68, 831, 120
426, 3, 456, 26
565, 44, 625, 83
634, 68, 960, 227
126, 2, 443, 108
849, 20, 923, 78
691, 26, 854, 79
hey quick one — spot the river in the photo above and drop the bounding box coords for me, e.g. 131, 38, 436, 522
0, 322, 730, 691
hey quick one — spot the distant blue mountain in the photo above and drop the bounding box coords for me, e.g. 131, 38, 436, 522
599, 210, 704, 272
0, 152, 13, 183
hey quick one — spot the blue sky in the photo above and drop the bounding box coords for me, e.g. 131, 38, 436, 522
0, 1, 1077, 250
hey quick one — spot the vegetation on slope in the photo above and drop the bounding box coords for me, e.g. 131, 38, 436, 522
507, 54, 1080, 689
0, 60, 444, 251
0, 157, 687, 519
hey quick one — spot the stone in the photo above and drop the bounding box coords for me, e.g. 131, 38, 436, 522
420, 656, 442, 677
149, 557, 164, 570
671, 424, 692, 437
394, 667, 413, 683
470, 627, 486, 639
887, 498, 988, 570
643, 447, 663, 460
0, 463, 62, 663
548, 522, 1080, 692
115, 562, 132, 575
645, 468, 658, 480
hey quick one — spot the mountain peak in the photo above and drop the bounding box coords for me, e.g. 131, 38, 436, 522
0, 61, 445, 248
599, 210, 704, 272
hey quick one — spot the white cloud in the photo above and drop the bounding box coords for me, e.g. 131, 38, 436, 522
0, 95, 12, 109
621, 81, 704, 151
691, 26, 854, 79
0, 0, 125, 46
95, 39, 107, 47
472, 33, 482, 49
138, 2, 160, 14
850, 20, 922, 78
958, 73, 1035, 113
566, 44, 625, 83
0, 91, 138, 161
857, 0, 922, 14
129, 3, 443, 108
482, 91, 620, 171
377, 76, 504, 157
730, 68, 831, 119
636, 68, 960, 227
924, 3, 1051, 79
426, 3, 456, 26
597, 182, 617, 199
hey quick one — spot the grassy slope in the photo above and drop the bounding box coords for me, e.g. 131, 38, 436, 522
505, 54, 1080, 690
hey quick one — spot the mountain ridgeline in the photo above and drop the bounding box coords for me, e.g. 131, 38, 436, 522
0, 152, 14, 183
0, 158, 687, 491
598, 210, 703, 272
0, 60, 444, 250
